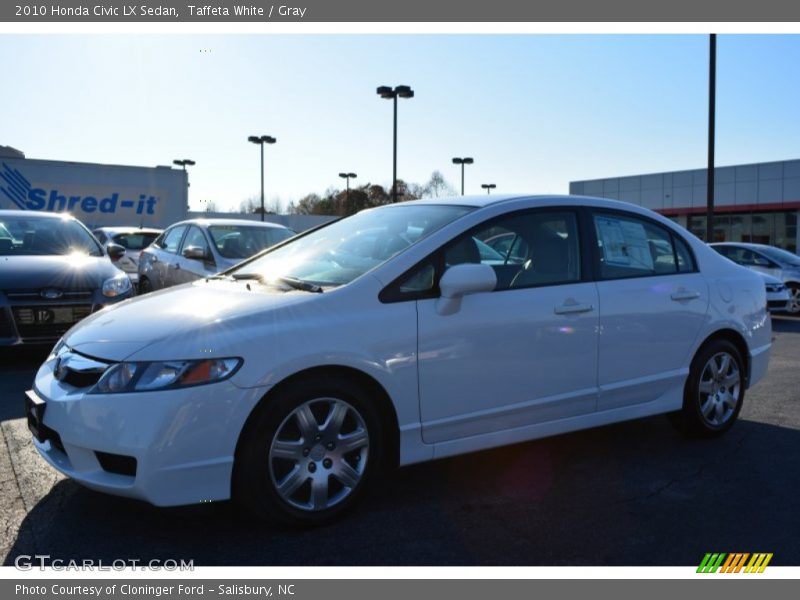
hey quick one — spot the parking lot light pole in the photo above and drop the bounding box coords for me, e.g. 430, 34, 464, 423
452, 157, 474, 196
173, 159, 195, 209
339, 172, 357, 206
481, 183, 497, 195
377, 85, 414, 203
706, 33, 717, 242
248, 135, 277, 222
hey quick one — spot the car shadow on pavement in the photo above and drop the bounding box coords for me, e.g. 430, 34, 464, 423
4, 415, 800, 567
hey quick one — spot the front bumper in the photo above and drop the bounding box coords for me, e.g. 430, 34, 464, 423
29, 362, 268, 506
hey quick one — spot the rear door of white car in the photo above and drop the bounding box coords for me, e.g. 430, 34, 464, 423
409, 208, 600, 443
590, 210, 709, 411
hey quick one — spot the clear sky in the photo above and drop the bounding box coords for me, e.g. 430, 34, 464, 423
2, 34, 800, 212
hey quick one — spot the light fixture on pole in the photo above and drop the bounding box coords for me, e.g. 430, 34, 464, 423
339, 172, 357, 206
452, 157, 474, 196
377, 85, 414, 203
173, 159, 195, 209
481, 183, 496, 195
248, 135, 277, 221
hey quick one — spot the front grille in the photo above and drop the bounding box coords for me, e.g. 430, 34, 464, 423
12, 305, 93, 341
95, 451, 137, 477
768, 300, 788, 310
55, 351, 110, 389
6, 289, 93, 301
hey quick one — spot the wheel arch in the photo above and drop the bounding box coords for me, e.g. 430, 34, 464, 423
694, 328, 751, 387
233, 365, 401, 473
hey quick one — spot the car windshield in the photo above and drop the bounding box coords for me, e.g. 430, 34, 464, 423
0, 215, 102, 257
758, 246, 800, 267
112, 231, 160, 250
232, 204, 473, 287
209, 225, 296, 259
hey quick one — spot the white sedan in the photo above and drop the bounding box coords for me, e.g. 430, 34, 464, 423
27, 195, 771, 524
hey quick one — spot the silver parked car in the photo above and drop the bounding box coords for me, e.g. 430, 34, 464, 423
138, 218, 295, 292
710, 242, 800, 314
757, 272, 791, 313
93, 227, 162, 287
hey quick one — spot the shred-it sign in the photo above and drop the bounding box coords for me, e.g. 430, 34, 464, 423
0, 159, 185, 228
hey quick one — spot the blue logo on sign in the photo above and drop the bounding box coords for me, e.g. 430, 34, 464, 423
0, 162, 158, 215
0, 162, 32, 210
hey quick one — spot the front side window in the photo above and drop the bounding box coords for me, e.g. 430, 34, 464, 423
181, 226, 210, 254
391, 210, 581, 297
234, 204, 473, 288
593, 213, 692, 279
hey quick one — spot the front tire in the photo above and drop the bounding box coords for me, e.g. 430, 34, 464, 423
672, 339, 745, 437
138, 276, 153, 294
233, 377, 383, 525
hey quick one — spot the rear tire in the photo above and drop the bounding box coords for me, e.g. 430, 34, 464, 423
671, 338, 745, 438
233, 376, 383, 526
138, 277, 153, 294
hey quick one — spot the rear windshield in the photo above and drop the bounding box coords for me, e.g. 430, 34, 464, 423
209, 225, 295, 259
112, 232, 160, 250
0, 215, 102, 257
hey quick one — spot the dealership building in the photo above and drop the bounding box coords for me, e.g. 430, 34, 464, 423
570, 158, 800, 253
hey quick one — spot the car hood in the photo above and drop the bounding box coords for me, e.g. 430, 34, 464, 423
0, 255, 120, 291
64, 279, 320, 361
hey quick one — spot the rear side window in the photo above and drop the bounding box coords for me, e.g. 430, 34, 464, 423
161, 226, 187, 254
593, 213, 694, 280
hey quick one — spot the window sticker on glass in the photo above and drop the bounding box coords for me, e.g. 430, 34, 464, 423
596, 216, 654, 270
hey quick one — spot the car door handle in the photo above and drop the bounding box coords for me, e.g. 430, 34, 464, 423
171, 263, 181, 270
554, 303, 594, 315
671, 290, 700, 301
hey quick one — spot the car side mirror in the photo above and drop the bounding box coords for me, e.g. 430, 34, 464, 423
106, 243, 126, 261
182, 246, 208, 261
436, 263, 497, 316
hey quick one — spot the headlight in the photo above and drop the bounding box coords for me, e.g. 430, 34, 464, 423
102, 273, 132, 297
89, 358, 242, 394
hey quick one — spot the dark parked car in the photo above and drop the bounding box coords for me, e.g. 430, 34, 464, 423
0, 210, 133, 345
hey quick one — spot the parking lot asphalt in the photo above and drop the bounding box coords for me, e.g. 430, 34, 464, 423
1, 318, 799, 567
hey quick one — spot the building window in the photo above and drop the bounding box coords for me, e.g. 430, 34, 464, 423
687, 210, 797, 253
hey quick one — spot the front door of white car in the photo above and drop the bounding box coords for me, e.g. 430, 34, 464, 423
590, 211, 709, 411
415, 209, 600, 444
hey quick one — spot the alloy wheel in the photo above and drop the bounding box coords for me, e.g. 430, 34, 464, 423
788, 286, 800, 314
269, 398, 369, 512
697, 352, 741, 427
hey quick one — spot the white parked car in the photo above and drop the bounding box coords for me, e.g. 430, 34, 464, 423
92, 227, 162, 287
27, 195, 771, 524
756, 272, 791, 313
710, 242, 800, 314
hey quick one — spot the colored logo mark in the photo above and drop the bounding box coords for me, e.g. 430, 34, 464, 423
0, 162, 32, 210
697, 552, 773, 573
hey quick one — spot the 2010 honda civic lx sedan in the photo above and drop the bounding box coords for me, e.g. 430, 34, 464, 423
27, 195, 771, 524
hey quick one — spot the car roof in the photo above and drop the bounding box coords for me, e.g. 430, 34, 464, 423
400, 193, 678, 216
171, 218, 290, 229
710, 242, 770, 250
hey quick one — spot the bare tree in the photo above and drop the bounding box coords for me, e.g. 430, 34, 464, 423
422, 170, 456, 198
